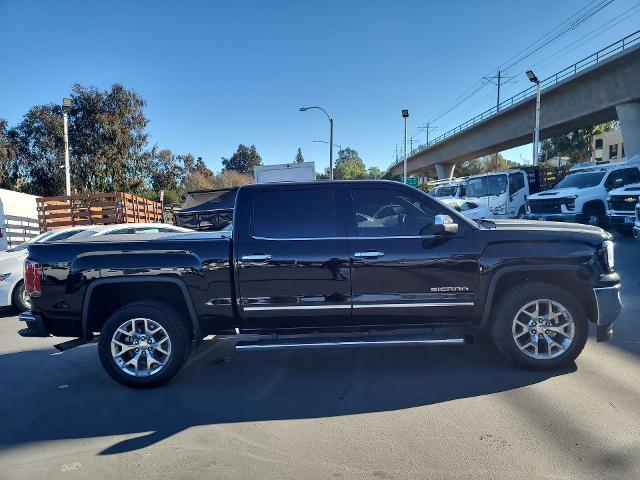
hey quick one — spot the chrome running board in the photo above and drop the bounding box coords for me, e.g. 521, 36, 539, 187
235, 334, 469, 352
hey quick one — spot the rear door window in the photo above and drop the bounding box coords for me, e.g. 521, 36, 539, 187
252, 188, 337, 239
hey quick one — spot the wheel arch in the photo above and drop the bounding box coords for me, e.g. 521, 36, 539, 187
82, 277, 202, 341
480, 266, 597, 329
582, 199, 606, 213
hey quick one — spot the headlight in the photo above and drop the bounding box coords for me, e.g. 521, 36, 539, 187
490, 203, 507, 215
564, 195, 577, 211
602, 240, 614, 271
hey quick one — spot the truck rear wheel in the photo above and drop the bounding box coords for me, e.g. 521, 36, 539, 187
98, 301, 191, 388
12, 281, 30, 312
490, 282, 588, 370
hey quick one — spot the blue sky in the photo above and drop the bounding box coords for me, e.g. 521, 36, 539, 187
1, 0, 639, 174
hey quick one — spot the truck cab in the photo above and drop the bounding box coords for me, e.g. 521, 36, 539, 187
463, 170, 530, 218
525, 157, 640, 227
427, 178, 466, 200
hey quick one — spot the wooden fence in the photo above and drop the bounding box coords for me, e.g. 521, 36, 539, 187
37, 193, 163, 232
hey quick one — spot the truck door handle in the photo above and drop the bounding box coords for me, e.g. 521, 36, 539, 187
354, 251, 384, 259
241, 254, 272, 262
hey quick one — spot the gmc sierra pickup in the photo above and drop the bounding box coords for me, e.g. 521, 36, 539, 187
19, 181, 622, 387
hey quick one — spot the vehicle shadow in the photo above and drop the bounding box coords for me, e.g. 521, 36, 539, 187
0, 308, 18, 319
0, 339, 574, 455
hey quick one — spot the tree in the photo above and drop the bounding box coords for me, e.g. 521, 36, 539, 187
10, 104, 66, 196
484, 153, 511, 173
331, 147, 367, 179
295, 148, 304, 163
367, 166, 383, 179
221, 144, 262, 175
211, 170, 253, 189
538, 121, 616, 165
68, 83, 150, 194
0, 118, 18, 190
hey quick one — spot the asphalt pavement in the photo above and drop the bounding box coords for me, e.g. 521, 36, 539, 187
0, 233, 639, 480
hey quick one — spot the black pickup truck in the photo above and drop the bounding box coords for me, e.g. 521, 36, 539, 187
19, 180, 622, 387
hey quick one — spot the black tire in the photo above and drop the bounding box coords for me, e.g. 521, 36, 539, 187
615, 227, 633, 237
490, 281, 588, 370
582, 207, 604, 227
98, 301, 192, 388
12, 281, 30, 313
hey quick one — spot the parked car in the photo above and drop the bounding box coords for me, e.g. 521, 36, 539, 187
524, 156, 640, 227
0, 227, 90, 312
607, 182, 640, 235
67, 223, 191, 240
439, 199, 491, 220
2, 224, 190, 313
20, 180, 621, 387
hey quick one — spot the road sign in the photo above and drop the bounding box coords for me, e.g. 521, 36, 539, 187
404, 177, 419, 187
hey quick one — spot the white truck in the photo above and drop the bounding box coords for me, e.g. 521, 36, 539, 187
0, 189, 39, 251
607, 181, 640, 236
463, 169, 531, 219
524, 156, 640, 227
254, 161, 316, 184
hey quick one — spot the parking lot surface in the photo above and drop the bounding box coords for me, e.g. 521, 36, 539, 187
0, 233, 638, 480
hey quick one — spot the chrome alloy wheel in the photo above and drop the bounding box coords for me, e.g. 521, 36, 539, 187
511, 299, 575, 360
110, 318, 172, 377
22, 288, 31, 309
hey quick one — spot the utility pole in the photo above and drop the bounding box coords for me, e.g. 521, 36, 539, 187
496, 70, 501, 111
417, 123, 437, 147
526, 70, 541, 166
62, 98, 72, 196
484, 70, 514, 113
402, 109, 409, 183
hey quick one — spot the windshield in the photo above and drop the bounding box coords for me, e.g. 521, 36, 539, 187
466, 174, 507, 197
555, 172, 605, 189
430, 185, 458, 197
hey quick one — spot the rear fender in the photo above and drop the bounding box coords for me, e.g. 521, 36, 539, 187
81, 277, 202, 341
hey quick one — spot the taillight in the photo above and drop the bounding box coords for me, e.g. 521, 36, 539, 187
24, 260, 42, 296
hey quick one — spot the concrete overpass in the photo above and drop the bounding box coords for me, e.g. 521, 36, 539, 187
391, 31, 640, 179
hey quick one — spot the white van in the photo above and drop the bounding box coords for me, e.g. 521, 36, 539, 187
0, 189, 39, 251
463, 170, 530, 219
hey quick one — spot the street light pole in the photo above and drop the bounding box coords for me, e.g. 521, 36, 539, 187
300, 106, 334, 180
62, 98, 72, 196
526, 70, 541, 166
402, 109, 409, 183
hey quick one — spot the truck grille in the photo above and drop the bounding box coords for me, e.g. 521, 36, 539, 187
608, 195, 638, 213
528, 199, 563, 214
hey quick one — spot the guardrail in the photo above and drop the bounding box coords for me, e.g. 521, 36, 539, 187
391, 29, 640, 169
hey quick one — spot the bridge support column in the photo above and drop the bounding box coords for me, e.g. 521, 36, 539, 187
616, 102, 640, 159
434, 163, 455, 180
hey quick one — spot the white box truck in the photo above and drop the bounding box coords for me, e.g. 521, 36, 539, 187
0, 189, 39, 251
254, 161, 316, 184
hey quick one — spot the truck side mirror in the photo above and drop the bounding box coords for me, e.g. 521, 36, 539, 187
433, 214, 458, 236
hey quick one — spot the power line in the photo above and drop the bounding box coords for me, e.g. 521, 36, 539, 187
423, 0, 615, 128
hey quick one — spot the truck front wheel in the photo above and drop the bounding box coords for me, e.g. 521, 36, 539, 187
98, 301, 192, 388
490, 282, 588, 370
